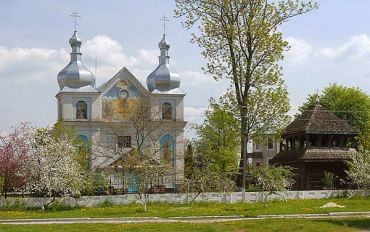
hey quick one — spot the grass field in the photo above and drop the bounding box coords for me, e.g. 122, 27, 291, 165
0, 218, 369, 232
0, 197, 369, 219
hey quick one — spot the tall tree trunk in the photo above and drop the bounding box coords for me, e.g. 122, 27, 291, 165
237, 108, 248, 191
3, 178, 7, 199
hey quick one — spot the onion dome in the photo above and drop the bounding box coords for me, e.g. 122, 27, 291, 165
57, 31, 96, 90
146, 34, 180, 92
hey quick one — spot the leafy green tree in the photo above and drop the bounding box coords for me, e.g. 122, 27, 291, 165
250, 165, 294, 205
194, 98, 240, 173
176, 0, 317, 191
80, 172, 109, 196
178, 165, 236, 204
184, 143, 195, 179
299, 84, 370, 149
53, 121, 90, 170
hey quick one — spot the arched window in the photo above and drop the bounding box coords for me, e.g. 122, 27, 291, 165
78, 135, 88, 144
76, 101, 88, 119
162, 103, 172, 120
160, 134, 175, 166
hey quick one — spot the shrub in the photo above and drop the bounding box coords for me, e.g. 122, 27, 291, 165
99, 198, 114, 208
323, 171, 335, 190
81, 172, 108, 196
250, 165, 294, 204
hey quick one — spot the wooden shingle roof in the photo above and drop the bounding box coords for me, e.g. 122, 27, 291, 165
271, 147, 358, 163
284, 103, 358, 136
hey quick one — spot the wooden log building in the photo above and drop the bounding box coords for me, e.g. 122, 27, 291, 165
271, 102, 359, 190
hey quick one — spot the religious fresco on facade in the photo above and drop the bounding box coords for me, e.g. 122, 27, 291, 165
160, 134, 175, 167
102, 79, 140, 119
76, 101, 88, 119
162, 103, 172, 119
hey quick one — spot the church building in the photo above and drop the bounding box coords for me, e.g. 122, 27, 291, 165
55, 29, 187, 193
271, 102, 358, 190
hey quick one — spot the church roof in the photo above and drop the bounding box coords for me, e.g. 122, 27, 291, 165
57, 31, 96, 90
146, 34, 181, 93
59, 85, 99, 93
151, 87, 186, 95
284, 103, 358, 136
97, 67, 149, 97
271, 147, 358, 163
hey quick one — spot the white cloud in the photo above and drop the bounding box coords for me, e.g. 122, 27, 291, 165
84, 35, 136, 66
137, 49, 159, 66
83, 35, 159, 85
285, 34, 370, 64
184, 106, 207, 124
282, 35, 370, 116
319, 34, 370, 61
0, 34, 217, 91
285, 37, 314, 64
0, 35, 160, 86
0, 46, 68, 83
179, 70, 215, 86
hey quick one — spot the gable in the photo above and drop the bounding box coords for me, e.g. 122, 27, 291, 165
99, 67, 149, 119
103, 79, 140, 100
98, 67, 149, 97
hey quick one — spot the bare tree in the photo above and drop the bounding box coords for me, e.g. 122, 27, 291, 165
93, 97, 184, 196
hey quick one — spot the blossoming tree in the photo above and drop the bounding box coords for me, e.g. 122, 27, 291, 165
29, 127, 82, 209
346, 148, 370, 191
0, 123, 33, 198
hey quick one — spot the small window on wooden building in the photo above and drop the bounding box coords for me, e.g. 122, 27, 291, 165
117, 136, 132, 148
267, 137, 274, 150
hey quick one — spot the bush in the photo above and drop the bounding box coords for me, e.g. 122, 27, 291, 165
250, 165, 294, 204
323, 171, 335, 190
81, 172, 109, 196
99, 198, 114, 208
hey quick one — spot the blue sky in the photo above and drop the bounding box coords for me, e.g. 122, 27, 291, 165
0, 0, 369, 135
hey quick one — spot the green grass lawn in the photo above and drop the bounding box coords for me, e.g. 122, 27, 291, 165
0, 218, 369, 232
0, 197, 369, 219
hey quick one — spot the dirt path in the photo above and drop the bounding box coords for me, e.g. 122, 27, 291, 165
0, 212, 369, 225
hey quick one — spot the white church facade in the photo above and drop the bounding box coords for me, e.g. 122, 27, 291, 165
55, 30, 186, 192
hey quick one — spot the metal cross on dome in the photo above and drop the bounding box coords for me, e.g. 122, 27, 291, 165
70, 11, 81, 31
160, 14, 169, 34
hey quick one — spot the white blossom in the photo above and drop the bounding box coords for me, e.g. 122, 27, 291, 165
29, 128, 82, 198
346, 149, 370, 189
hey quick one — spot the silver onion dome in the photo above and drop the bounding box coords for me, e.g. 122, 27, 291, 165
57, 31, 96, 90
146, 34, 180, 92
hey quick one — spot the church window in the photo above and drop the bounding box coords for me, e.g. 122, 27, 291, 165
76, 101, 88, 119
118, 136, 132, 148
162, 103, 172, 120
